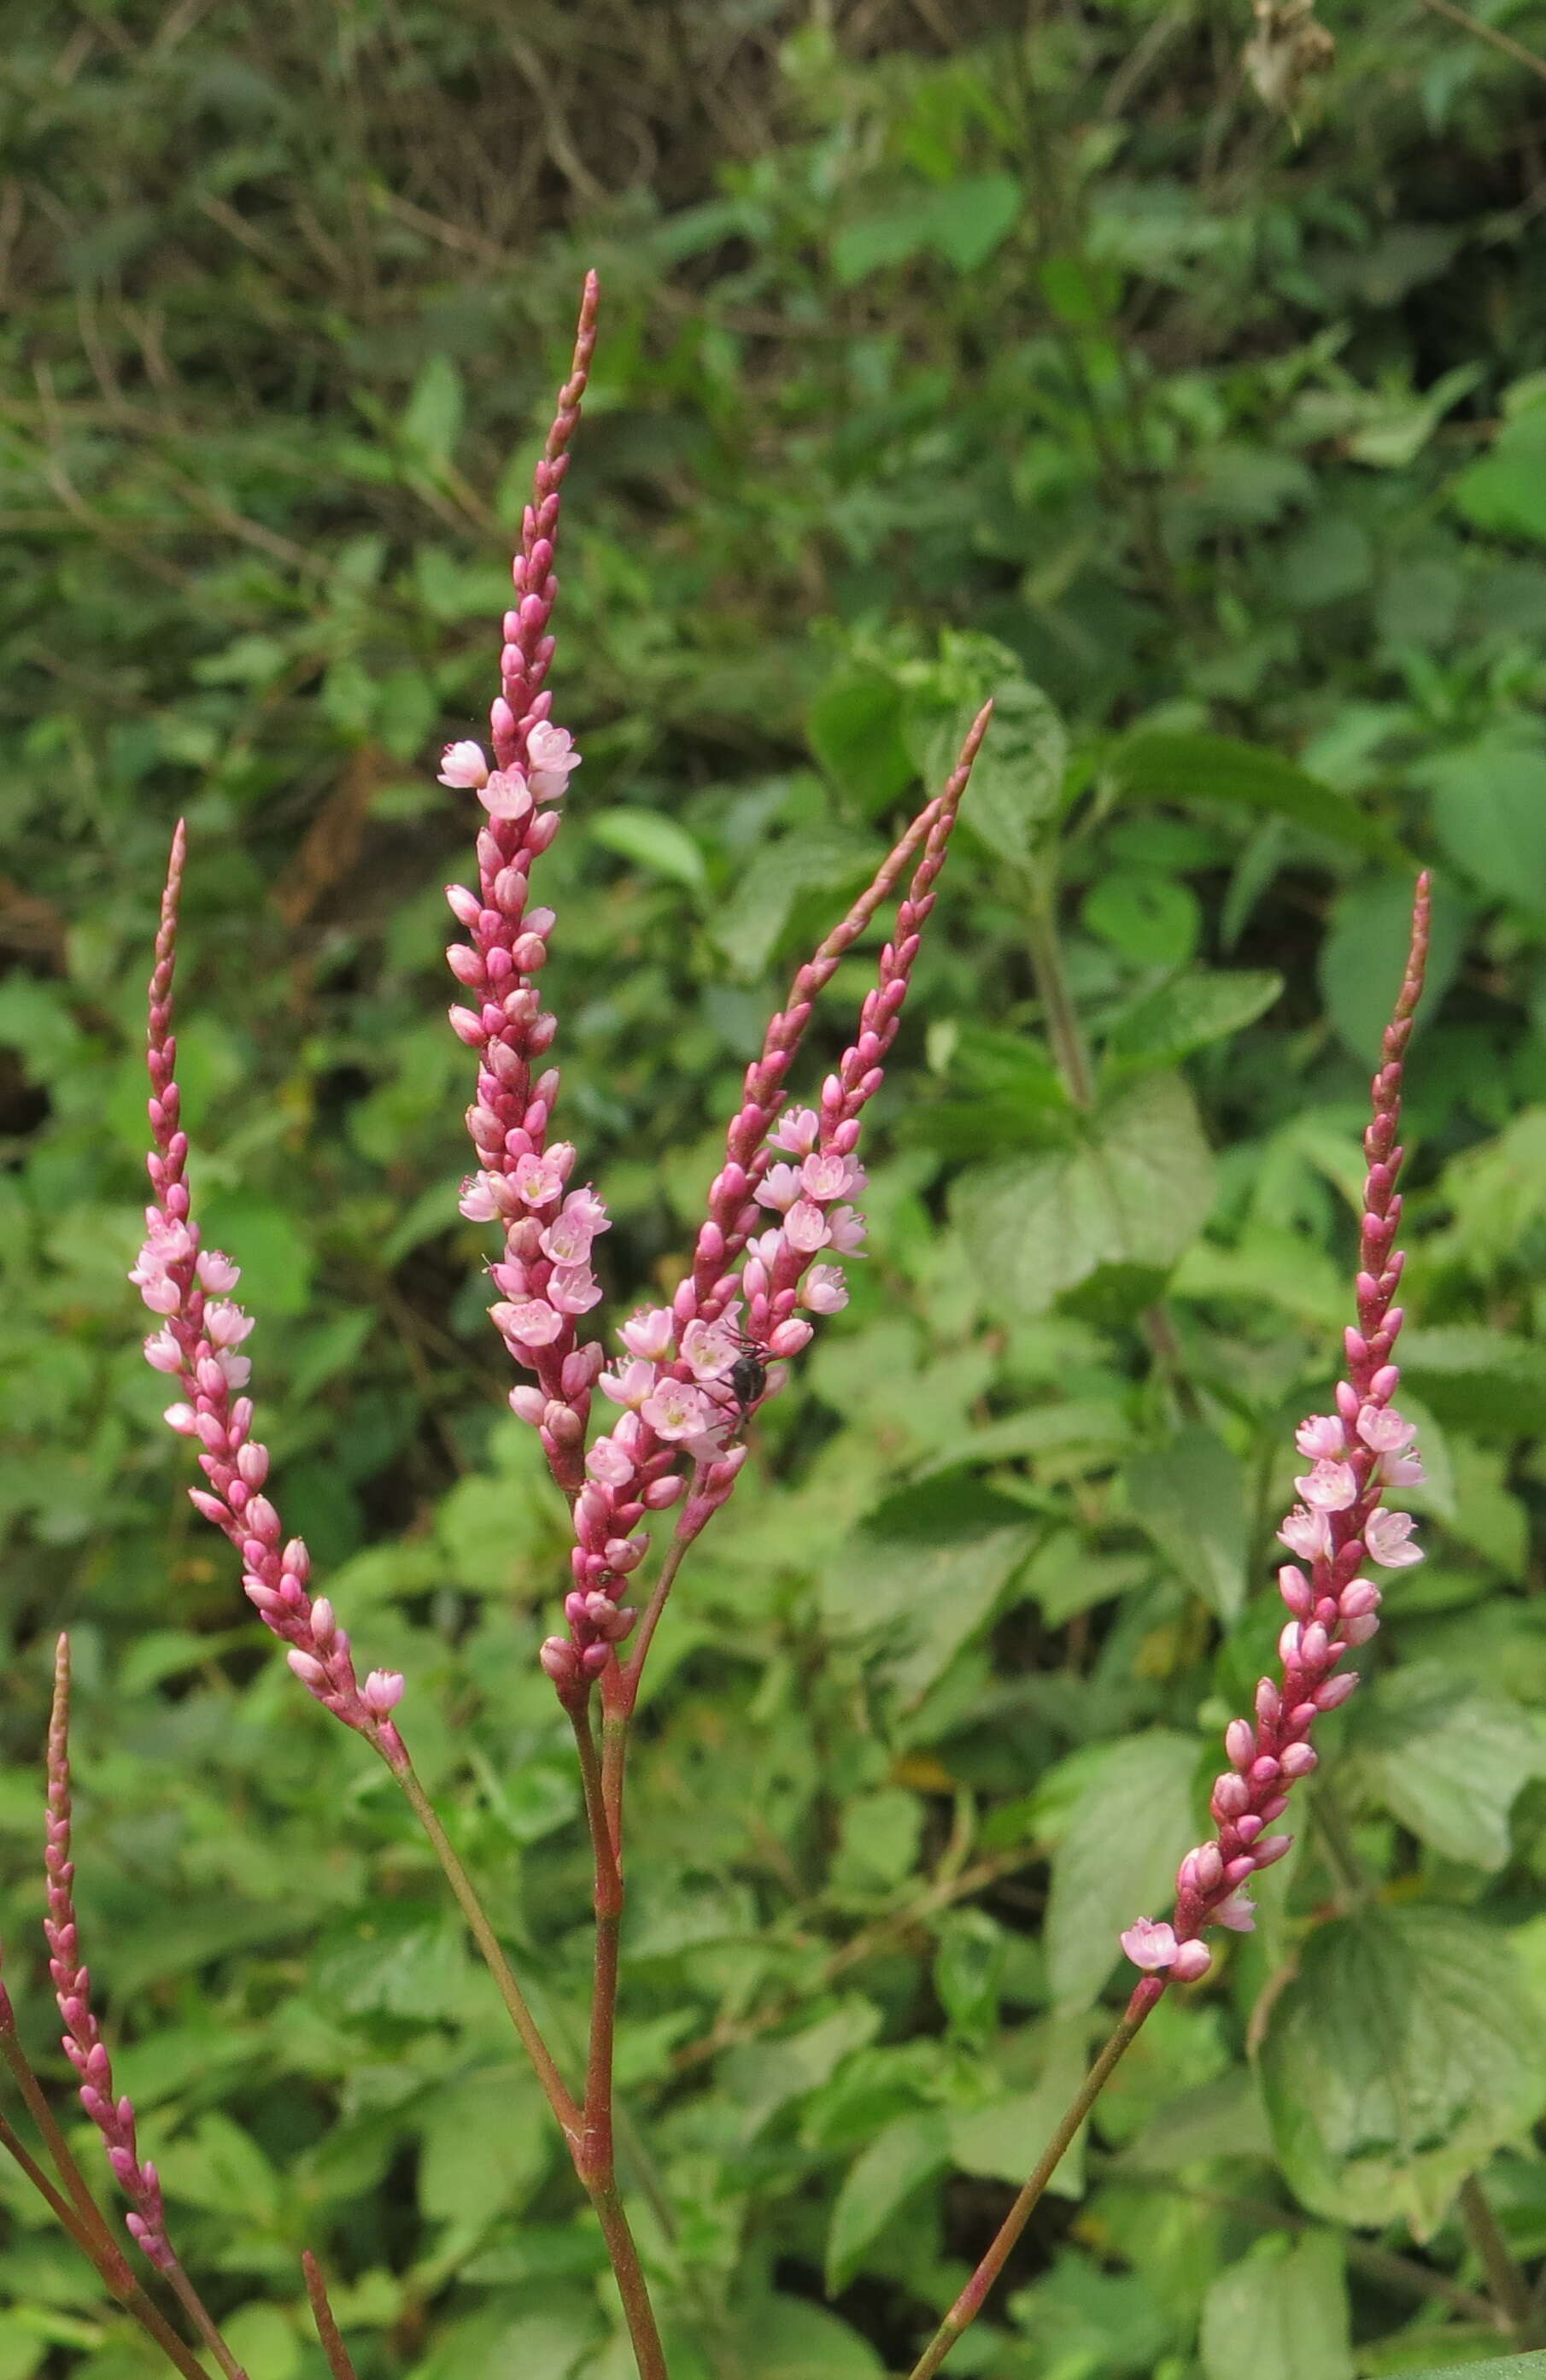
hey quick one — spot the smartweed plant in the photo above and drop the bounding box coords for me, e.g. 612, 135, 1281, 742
1, 282, 1435, 2380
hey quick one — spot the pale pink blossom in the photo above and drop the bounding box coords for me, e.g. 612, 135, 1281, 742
641, 1378, 716, 1442
782, 1199, 830, 1254
600, 1358, 657, 1410
143, 1329, 182, 1374
620, 1308, 675, 1361
512, 1150, 569, 1206
801, 1264, 849, 1315
586, 1436, 636, 1487
459, 1173, 501, 1222
1215, 1888, 1257, 1932
769, 1107, 820, 1156
1278, 1505, 1330, 1561
139, 1275, 180, 1316
216, 1351, 251, 1391
540, 1187, 609, 1264
526, 722, 582, 801
1357, 1405, 1415, 1453
479, 767, 533, 822
196, 1250, 241, 1293
1383, 1450, 1426, 1488
1120, 1918, 1180, 1971
547, 1263, 602, 1316
800, 1150, 863, 1202
203, 1300, 254, 1349
1297, 1459, 1358, 1511
754, 1164, 803, 1213
1294, 1414, 1344, 1460
495, 1298, 565, 1348
681, 1318, 740, 1380
438, 740, 490, 789
1364, 1506, 1423, 1567
826, 1205, 867, 1256
363, 1670, 405, 1715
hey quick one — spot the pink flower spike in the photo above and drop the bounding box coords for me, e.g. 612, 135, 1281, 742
439, 739, 491, 789
1120, 1918, 1179, 1972
1364, 1507, 1424, 1568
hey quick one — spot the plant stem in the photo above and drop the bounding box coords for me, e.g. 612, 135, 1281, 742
396, 1764, 581, 2147
1024, 874, 1094, 1111
0, 2025, 131, 2277
904, 1986, 1161, 2380
589, 2178, 671, 2380
571, 1706, 624, 2160
302, 2250, 361, 2380
0, 2109, 215, 2380
1458, 2174, 1537, 2340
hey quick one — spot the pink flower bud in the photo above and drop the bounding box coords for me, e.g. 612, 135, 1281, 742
1170, 1940, 1213, 1983
1314, 1672, 1359, 1711
1280, 1742, 1317, 1777
1252, 1833, 1293, 1867
1225, 1719, 1255, 1770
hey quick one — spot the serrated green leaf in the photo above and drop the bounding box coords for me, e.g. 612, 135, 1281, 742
1201, 2232, 1353, 2380
807, 671, 915, 815
1045, 1732, 1198, 2009
1105, 969, 1284, 1070
1350, 1664, 1544, 1869
1258, 1908, 1546, 2238
952, 1071, 1215, 1316
1125, 1423, 1248, 1622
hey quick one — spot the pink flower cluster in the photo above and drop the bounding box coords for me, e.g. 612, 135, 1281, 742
44, 1638, 173, 2269
132, 828, 406, 1770
1121, 874, 1432, 1986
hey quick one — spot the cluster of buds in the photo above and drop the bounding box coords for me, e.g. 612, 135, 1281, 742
430, 277, 993, 1703
132, 826, 406, 1770
44, 1639, 173, 2269
1121, 874, 1432, 1985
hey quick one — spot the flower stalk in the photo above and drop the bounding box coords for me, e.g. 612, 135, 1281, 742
904, 872, 1432, 2380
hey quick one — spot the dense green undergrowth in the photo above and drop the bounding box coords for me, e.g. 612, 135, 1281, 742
6, 2, 1546, 2373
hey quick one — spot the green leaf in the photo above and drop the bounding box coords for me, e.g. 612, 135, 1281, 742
729, 2298, 885, 2380
417, 2066, 551, 2226
947, 2014, 1095, 2199
1109, 731, 1401, 858
952, 1071, 1215, 1317
589, 806, 707, 890
1200, 2232, 1353, 2380
1452, 407, 1546, 544
832, 174, 1021, 284
712, 827, 880, 977
400, 354, 465, 468
1318, 873, 1467, 1065
1422, 740, 1546, 915
921, 669, 1068, 874
1125, 1423, 1248, 1622
825, 2112, 949, 2291
807, 671, 916, 815
820, 1502, 1035, 1703
221, 2304, 302, 2380
1082, 870, 1202, 966
1401, 1327, 1546, 1437
1105, 969, 1284, 1070
1045, 1732, 1198, 2010
1350, 1664, 1544, 1870
1394, 2362, 1546, 2380
196, 1192, 315, 1318
1258, 1908, 1546, 2238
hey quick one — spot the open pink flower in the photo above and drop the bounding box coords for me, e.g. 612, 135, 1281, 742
438, 739, 490, 789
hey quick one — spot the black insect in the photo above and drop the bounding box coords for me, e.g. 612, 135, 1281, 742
712, 1331, 769, 1437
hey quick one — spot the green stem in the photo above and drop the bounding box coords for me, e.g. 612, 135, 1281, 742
589, 2178, 671, 2380
396, 1765, 581, 2147
1024, 874, 1095, 1111
1458, 2174, 1537, 2341
161, 2263, 247, 2380
905, 1989, 1160, 2380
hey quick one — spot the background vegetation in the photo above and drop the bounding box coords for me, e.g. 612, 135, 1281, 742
6, 1, 1546, 2373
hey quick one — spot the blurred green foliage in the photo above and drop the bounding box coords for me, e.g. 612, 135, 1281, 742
5, 1, 1546, 2373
